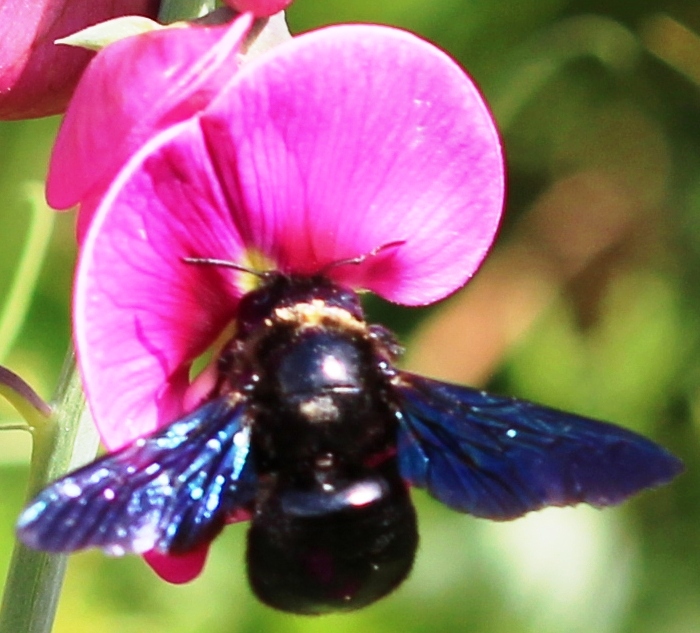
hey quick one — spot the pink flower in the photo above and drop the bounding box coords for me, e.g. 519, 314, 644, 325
0, 0, 159, 120
46, 12, 254, 240
222, 0, 293, 17
73, 24, 504, 582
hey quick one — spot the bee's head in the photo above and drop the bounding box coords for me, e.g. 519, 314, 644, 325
235, 274, 365, 338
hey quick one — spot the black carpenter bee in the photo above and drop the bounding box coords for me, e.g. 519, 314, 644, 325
17, 271, 682, 614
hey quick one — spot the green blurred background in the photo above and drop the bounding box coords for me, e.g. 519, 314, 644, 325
1, 0, 699, 631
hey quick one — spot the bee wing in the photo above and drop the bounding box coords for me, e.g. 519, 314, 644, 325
394, 372, 682, 520
17, 396, 255, 555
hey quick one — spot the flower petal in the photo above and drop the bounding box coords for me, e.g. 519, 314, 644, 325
76, 23, 505, 446
144, 545, 208, 584
200, 24, 504, 305
0, 0, 159, 120
47, 13, 252, 227
75, 121, 248, 449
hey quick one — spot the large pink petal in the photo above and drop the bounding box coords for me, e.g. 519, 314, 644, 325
200, 24, 504, 306
75, 121, 248, 450
47, 13, 253, 227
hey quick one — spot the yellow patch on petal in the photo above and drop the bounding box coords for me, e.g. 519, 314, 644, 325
239, 248, 277, 294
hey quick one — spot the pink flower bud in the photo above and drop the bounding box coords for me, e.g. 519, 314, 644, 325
0, 0, 159, 120
222, 0, 293, 18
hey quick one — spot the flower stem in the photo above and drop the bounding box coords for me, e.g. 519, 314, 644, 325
158, 0, 216, 23
0, 356, 99, 633
0, 365, 51, 435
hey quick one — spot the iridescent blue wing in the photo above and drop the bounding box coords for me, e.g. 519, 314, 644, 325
394, 372, 682, 520
17, 395, 255, 555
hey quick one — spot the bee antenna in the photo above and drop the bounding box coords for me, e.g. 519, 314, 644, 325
319, 240, 405, 275
181, 257, 269, 279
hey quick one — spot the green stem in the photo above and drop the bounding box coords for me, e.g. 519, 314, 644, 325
0, 365, 51, 427
0, 356, 99, 633
0, 183, 55, 363
158, 0, 216, 23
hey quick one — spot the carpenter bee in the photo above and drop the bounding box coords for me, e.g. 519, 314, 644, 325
17, 272, 682, 614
